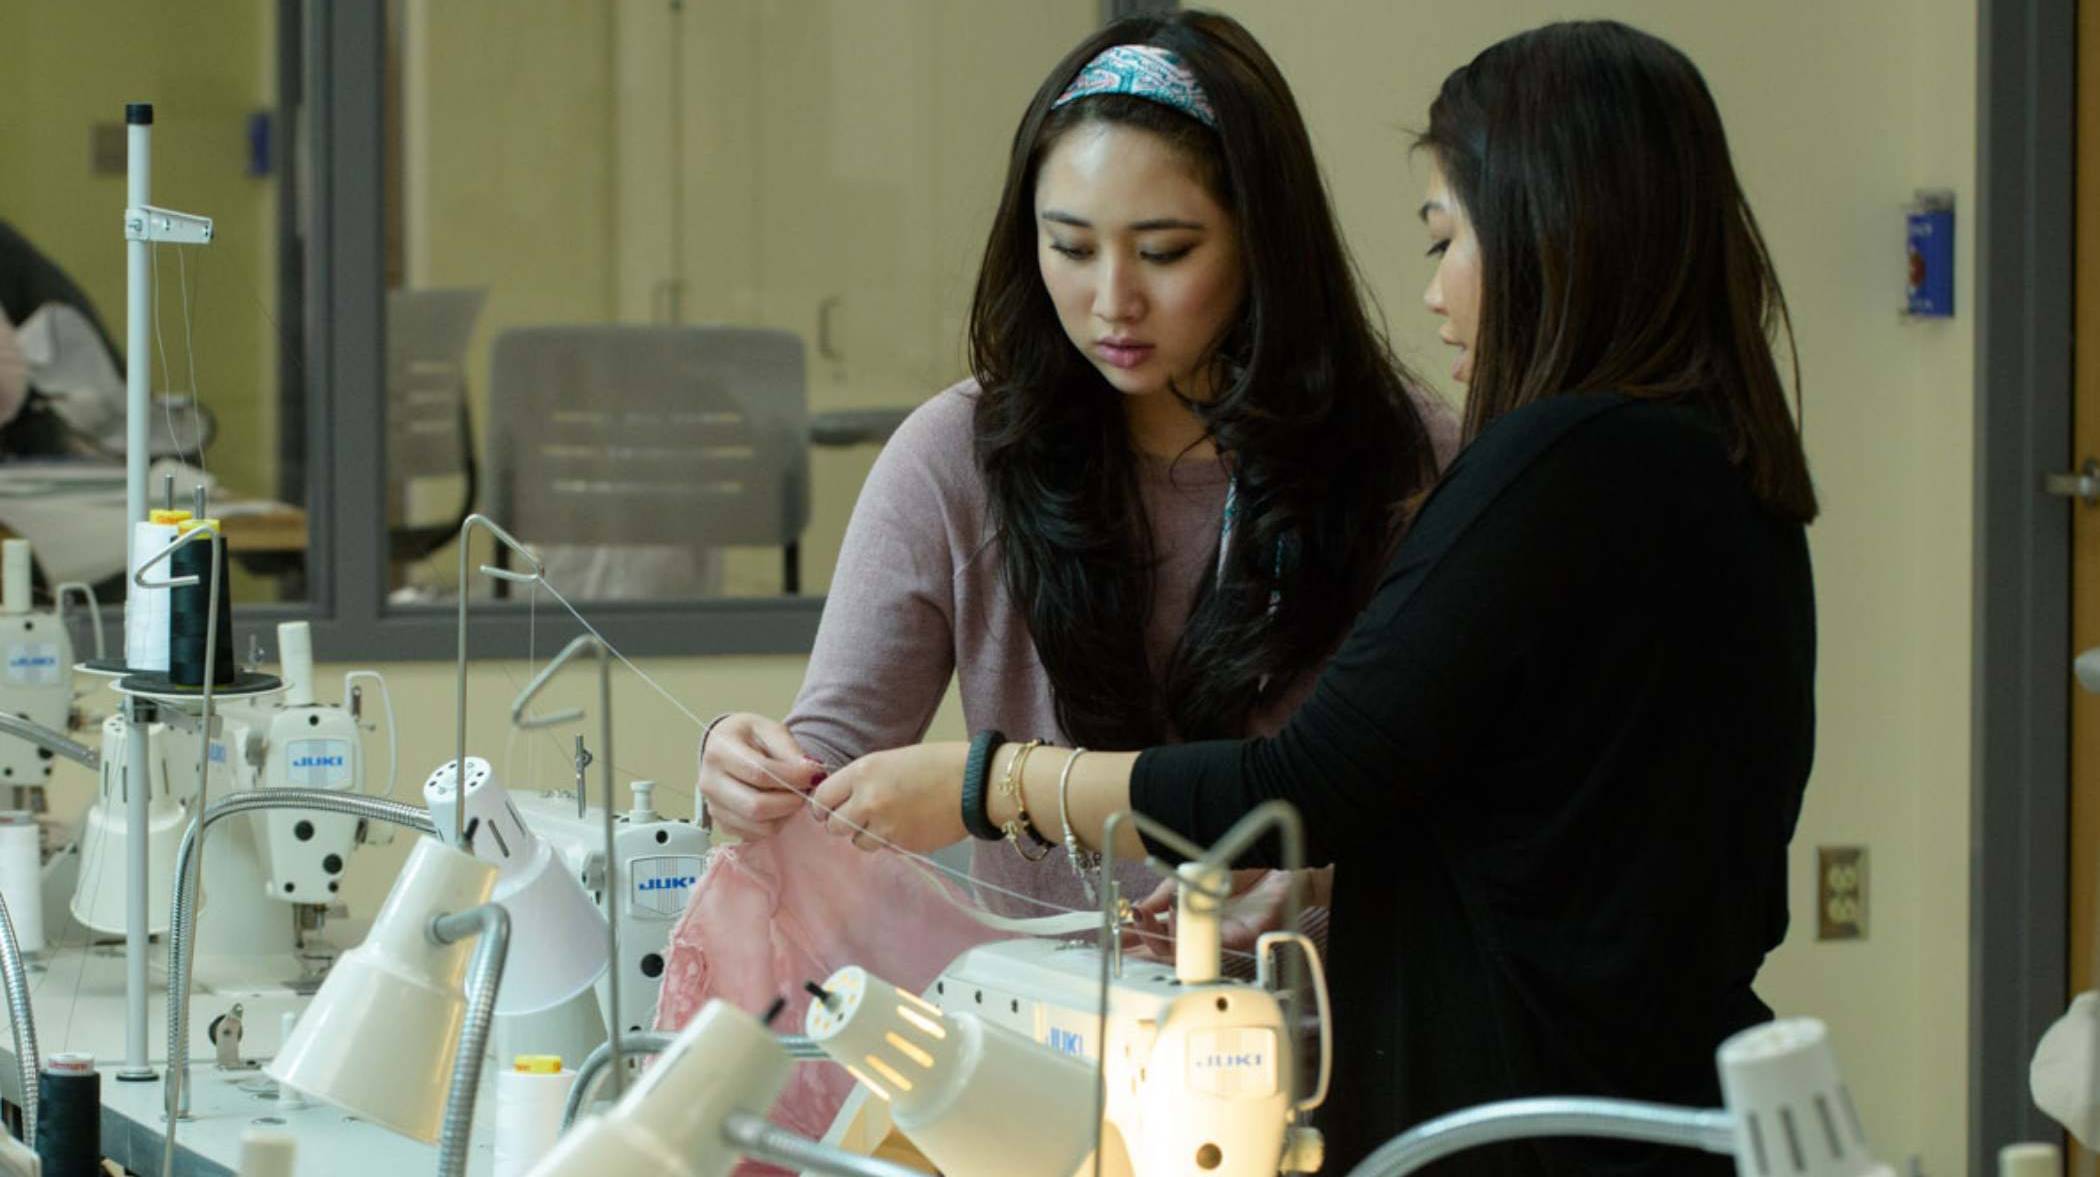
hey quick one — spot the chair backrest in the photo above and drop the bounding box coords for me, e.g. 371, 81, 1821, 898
488, 325, 809, 550
387, 288, 483, 483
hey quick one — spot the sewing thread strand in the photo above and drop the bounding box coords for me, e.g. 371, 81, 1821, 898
531, 571, 1233, 956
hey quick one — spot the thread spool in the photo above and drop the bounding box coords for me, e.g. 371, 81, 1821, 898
0, 540, 28, 616
34, 1053, 99, 1177
236, 1129, 297, 1177
277, 621, 315, 707
166, 524, 234, 689
0, 813, 44, 955
276, 1012, 308, 1109
493, 1055, 574, 1177
1999, 1143, 2062, 1177
122, 512, 186, 672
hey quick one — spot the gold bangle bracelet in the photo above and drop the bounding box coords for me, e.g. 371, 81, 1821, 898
999, 740, 1053, 862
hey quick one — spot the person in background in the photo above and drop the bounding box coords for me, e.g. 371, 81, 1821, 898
0, 218, 127, 455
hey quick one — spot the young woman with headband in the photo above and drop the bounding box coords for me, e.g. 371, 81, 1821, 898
693, 11, 1455, 926
817, 20, 1818, 1174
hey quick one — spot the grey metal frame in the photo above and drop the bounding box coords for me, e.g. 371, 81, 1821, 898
1971, 0, 2073, 1169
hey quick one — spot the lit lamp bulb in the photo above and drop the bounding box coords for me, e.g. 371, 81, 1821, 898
803, 965, 1117, 1177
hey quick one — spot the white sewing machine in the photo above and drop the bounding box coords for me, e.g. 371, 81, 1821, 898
510, 783, 710, 1036
62, 621, 394, 990
816, 853, 1331, 1177
0, 539, 79, 805
212, 621, 395, 906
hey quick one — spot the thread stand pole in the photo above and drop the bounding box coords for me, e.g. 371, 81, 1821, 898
118, 100, 155, 1084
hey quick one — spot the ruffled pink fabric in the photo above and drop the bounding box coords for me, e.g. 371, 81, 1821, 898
655, 817, 1007, 1173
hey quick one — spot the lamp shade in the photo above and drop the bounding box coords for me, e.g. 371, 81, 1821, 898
265, 836, 497, 1143
423, 757, 608, 1014
71, 716, 187, 936
804, 965, 1102, 1177
1716, 1019, 1895, 1177
528, 999, 791, 1177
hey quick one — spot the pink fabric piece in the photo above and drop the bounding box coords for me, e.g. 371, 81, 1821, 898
655, 815, 1010, 1171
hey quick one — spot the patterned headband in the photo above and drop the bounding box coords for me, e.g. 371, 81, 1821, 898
1052, 44, 1217, 129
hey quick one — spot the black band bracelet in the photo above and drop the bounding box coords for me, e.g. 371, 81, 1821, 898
961, 729, 1006, 841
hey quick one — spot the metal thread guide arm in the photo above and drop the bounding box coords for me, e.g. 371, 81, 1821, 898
454, 513, 544, 850
512, 634, 625, 1099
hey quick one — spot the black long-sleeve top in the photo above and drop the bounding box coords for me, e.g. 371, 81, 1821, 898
1131, 393, 1816, 1175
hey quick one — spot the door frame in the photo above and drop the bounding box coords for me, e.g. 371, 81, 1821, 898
1973, 0, 2073, 1169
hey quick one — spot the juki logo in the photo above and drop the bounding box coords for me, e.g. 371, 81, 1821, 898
290, 754, 346, 769
6, 655, 55, 670
1194, 1052, 1266, 1070
636, 876, 695, 893
1048, 1028, 1086, 1057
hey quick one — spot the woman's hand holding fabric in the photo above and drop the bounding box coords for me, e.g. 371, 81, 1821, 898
809, 742, 972, 854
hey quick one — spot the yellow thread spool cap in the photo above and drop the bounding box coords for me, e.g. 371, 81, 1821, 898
149, 509, 192, 525
511, 1054, 562, 1074
177, 518, 221, 536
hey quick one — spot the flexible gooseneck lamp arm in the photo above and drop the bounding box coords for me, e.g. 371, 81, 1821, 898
456, 512, 544, 854
0, 714, 98, 770
511, 633, 624, 1097
427, 903, 511, 1177
1344, 1098, 1737, 1177
0, 892, 39, 1148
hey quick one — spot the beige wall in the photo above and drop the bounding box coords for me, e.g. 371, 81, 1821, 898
1205, 1, 1976, 1171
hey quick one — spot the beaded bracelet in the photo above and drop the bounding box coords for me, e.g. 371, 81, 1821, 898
1055, 747, 1100, 902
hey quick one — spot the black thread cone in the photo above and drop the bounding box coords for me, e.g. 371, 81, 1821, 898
167, 536, 236, 687
34, 1066, 99, 1176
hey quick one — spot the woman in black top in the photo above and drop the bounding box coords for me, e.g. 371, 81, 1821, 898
814, 20, 1817, 1175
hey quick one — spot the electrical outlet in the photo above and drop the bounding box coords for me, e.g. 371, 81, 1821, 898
1817, 846, 1867, 940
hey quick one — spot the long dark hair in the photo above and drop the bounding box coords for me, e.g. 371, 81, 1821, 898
969, 10, 1437, 747
1421, 20, 1818, 522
